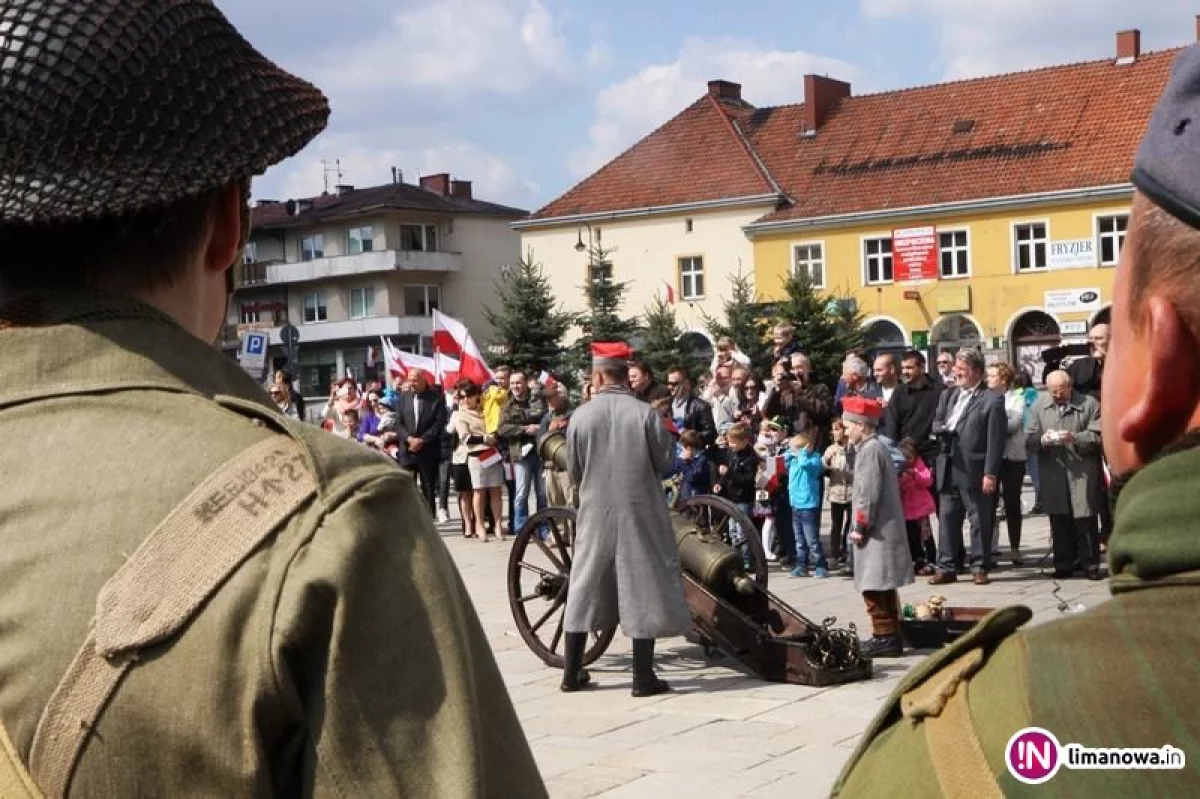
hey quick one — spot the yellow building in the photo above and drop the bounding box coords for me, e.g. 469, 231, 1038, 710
741, 28, 1181, 380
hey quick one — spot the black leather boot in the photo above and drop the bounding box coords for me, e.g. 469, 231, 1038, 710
560, 632, 592, 692
861, 635, 904, 658
631, 638, 670, 697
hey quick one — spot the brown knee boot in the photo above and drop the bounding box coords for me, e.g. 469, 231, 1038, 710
861, 590, 903, 658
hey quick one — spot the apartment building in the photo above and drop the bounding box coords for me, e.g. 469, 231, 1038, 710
223, 172, 525, 399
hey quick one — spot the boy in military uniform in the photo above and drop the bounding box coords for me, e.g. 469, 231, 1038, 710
0, 2, 544, 797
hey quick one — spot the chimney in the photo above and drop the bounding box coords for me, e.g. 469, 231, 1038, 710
391, 166, 401, 184
1195, 14, 1200, 42
335, 184, 354, 196
802, 74, 852, 136
707, 79, 742, 102
1116, 29, 1141, 64
451, 179, 473, 200
420, 173, 451, 195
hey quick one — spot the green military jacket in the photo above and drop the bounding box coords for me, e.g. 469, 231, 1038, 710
0, 291, 546, 797
834, 438, 1200, 797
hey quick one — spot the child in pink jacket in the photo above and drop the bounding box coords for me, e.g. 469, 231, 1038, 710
897, 438, 937, 576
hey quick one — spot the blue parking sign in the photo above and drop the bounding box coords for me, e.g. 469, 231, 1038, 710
245, 333, 266, 355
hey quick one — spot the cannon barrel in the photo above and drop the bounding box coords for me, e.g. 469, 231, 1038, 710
538, 430, 753, 599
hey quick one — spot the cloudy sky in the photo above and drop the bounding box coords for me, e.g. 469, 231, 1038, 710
221, 0, 1192, 212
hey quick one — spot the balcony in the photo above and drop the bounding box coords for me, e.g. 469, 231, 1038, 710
292, 315, 433, 345
265, 249, 463, 284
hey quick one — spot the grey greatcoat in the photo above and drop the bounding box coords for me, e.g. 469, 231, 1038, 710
1025, 391, 1103, 518
851, 434, 914, 593
563, 385, 691, 639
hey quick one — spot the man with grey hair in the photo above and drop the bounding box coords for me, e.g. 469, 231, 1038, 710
838, 354, 883, 416
929, 348, 1007, 585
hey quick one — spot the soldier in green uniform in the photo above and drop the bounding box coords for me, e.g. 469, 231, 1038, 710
0, 1, 545, 797
834, 43, 1200, 797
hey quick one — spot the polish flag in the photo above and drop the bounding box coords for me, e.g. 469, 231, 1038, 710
433, 350, 462, 391
478, 447, 502, 468
366, 346, 377, 368
662, 280, 675, 305
432, 309, 494, 385
763, 454, 786, 493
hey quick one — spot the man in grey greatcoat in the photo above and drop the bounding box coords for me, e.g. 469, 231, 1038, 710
1026, 370, 1104, 579
562, 342, 691, 697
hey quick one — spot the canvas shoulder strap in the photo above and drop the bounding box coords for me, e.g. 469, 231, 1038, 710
0, 716, 41, 798
27, 434, 317, 798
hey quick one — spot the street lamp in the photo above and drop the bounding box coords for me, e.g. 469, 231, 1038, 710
574, 222, 600, 253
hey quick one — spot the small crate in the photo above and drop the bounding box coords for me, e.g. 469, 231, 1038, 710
901, 606, 995, 650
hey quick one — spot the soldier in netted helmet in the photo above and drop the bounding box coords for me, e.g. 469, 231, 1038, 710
0, 2, 544, 796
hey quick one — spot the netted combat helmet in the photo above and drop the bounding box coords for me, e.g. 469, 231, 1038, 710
0, 0, 329, 226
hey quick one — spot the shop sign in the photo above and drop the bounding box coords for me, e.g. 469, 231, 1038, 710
935, 285, 972, 314
1048, 238, 1096, 270
1045, 288, 1101, 314
893, 226, 939, 282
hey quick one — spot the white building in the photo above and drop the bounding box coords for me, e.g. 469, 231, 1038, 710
224, 172, 525, 398
514, 80, 786, 356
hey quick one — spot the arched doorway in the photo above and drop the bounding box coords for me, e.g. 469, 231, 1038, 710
679, 331, 715, 369
1010, 310, 1061, 385
931, 314, 983, 361
863, 318, 907, 360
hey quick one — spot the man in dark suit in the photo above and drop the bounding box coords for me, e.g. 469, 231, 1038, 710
394, 368, 448, 512
929, 348, 1007, 585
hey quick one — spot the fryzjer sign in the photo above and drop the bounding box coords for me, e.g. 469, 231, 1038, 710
893, 226, 939, 282
1045, 288, 1102, 314
1049, 238, 1096, 270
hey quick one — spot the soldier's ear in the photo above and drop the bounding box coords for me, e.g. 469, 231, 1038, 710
1115, 295, 1199, 458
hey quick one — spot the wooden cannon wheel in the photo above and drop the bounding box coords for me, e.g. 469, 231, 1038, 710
506, 506, 618, 669
674, 495, 769, 590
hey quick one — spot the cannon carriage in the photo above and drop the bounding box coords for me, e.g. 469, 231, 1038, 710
506, 432, 874, 687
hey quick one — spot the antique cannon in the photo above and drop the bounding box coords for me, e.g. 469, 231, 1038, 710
506, 431, 873, 687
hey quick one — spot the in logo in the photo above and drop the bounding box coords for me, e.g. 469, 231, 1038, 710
1006, 727, 1063, 784
1079, 291, 1099, 303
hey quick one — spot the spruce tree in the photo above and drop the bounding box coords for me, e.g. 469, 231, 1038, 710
571, 241, 640, 377
773, 271, 864, 389
637, 297, 696, 379
482, 248, 575, 377
700, 266, 774, 375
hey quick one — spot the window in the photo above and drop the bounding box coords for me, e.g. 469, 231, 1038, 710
399, 224, 439, 252
240, 261, 266, 286
243, 241, 259, 263
678, 256, 704, 300
348, 226, 374, 255
863, 237, 893, 285
403, 285, 442, 317
1014, 223, 1048, 271
939, 230, 970, 278
587, 261, 612, 286
793, 243, 825, 288
300, 234, 324, 261
350, 286, 375, 319
240, 304, 260, 324
685, 218, 693, 233
303, 292, 327, 323
1097, 214, 1128, 266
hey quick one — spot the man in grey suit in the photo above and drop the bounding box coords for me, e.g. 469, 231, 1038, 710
929, 348, 1007, 585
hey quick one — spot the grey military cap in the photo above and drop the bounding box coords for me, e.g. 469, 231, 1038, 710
1133, 43, 1200, 229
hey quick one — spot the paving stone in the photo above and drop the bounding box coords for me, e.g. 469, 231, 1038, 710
594, 768, 783, 798
545, 765, 647, 799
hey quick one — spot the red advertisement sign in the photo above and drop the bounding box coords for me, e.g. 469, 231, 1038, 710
892, 226, 939, 282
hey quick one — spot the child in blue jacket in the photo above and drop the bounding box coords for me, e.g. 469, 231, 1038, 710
785, 432, 828, 578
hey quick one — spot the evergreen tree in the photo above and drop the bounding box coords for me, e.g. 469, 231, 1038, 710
773, 271, 864, 389
637, 297, 696, 379
571, 241, 640, 377
482, 248, 575, 377
700, 266, 774, 375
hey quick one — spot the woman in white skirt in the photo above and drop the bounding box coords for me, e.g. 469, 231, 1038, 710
453, 382, 506, 541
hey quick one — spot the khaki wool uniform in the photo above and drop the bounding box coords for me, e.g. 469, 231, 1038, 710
0, 291, 546, 797
833, 440, 1200, 797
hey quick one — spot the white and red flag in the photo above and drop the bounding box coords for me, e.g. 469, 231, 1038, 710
662, 279, 675, 305
478, 447, 502, 468
432, 309, 494, 385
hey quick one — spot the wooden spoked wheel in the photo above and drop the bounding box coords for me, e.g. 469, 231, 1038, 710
674, 494, 769, 589
506, 506, 618, 668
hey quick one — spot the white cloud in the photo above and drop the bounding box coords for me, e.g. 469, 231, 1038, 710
860, 0, 1191, 80
311, 0, 571, 99
254, 132, 540, 211
568, 37, 862, 178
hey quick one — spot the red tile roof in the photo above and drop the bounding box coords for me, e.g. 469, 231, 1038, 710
526, 94, 781, 221
526, 47, 1180, 227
